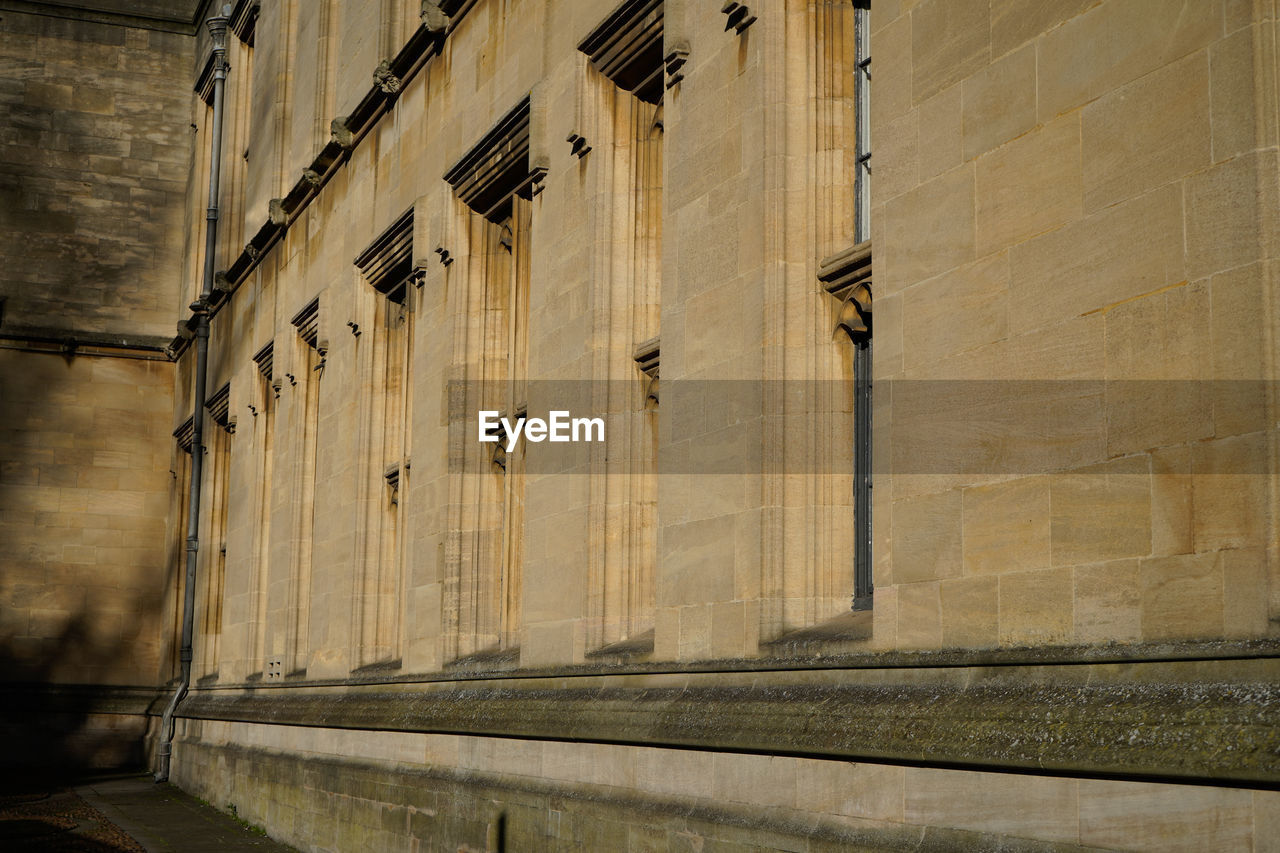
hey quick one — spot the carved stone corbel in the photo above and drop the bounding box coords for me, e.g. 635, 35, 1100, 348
420, 0, 448, 33
268, 198, 287, 226
835, 283, 871, 341
373, 60, 402, 94
818, 241, 872, 340
330, 117, 355, 149
301, 169, 323, 187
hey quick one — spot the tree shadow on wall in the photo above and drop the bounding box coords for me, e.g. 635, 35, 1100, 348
0, 612, 158, 791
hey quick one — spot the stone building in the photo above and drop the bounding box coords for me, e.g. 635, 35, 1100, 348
1, 0, 1278, 850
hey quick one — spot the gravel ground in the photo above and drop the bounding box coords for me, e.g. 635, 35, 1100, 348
0, 787, 145, 852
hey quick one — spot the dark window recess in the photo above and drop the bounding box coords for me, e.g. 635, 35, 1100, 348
355, 207, 414, 304
443, 97, 538, 222
230, 0, 260, 46
579, 0, 664, 105
194, 52, 218, 106
292, 298, 321, 351
205, 383, 233, 434
174, 416, 195, 455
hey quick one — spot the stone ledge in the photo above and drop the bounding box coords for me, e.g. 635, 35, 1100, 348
175, 660, 1280, 786
190, 637, 1280, 689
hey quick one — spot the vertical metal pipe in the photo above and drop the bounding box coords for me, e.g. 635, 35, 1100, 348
853, 0, 871, 245
156, 4, 232, 783
851, 0, 873, 610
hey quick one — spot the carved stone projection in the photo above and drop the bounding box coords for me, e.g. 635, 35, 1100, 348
373, 60, 402, 95
268, 198, 288, 226
721, 1, 756, 34
420, 1, 449, 33
252, 340, 275, 400
579, 0, 664, 105
330, 117, 356, 150
205, 383, 234, 434
291, 297, 322, 353
664, 45, 688, 89
253, 341, 273, 380
819, 240, 872, 340
384, 463, 401, 506
354, 207, 414, 304
443, 97, 539, 221
566, 132, 591, 158
634, 337, 659, 407
173, 416, 195, 455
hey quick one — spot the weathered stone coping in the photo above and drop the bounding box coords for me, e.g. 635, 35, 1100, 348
182, 637, 1280, 688
170, 643, 1280, 787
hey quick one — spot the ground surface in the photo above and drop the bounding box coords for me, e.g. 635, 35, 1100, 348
0, 775, 296, 852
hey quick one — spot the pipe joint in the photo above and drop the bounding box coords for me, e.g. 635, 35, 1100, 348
206, 7, 231, 50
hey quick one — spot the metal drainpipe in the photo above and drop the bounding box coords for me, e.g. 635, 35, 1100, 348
156, 4, 232, 784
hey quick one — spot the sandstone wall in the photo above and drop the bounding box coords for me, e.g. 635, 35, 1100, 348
0, 10, 191, 338
870, 0, 1279, 650
0, 7, 189, 773
150, 0, 1280, 848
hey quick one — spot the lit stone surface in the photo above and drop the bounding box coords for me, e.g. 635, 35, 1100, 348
2, 0, 1276, 847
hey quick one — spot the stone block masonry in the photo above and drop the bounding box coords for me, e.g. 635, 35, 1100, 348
0, 9, 192, 339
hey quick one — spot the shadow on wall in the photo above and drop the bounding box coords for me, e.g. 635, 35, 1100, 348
0, 613, 160, 787
0, 349, 177, 788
